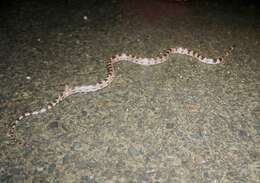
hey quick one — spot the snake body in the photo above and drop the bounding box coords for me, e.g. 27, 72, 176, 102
8, 46, 234, 144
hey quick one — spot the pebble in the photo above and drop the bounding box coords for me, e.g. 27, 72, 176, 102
71, 141, 82, 151
47, 121, 59, 130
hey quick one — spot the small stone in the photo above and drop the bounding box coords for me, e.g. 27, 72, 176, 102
62, 154, 70, 164
76, 159, 97, 170
238, 130, 249, 139
167, 155, 182, 166
36, 166, 44, 172
0, 174, 12, 182
82, 176, 96, 183
71, 141, 82, 151
166, 123, 174, 129
81, 110, 88, 116
47, 121, 59, 130
128, 146, 141, 157
48, 163, 56, 173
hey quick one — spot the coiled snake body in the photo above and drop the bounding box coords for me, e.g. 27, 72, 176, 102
8, 46, 234, 145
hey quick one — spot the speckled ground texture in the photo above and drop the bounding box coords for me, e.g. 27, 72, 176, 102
0, 0, 259, 182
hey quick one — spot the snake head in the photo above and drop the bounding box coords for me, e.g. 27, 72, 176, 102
60, 85, 73, 99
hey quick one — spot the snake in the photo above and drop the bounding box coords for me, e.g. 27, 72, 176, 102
7, 45, 234, 145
